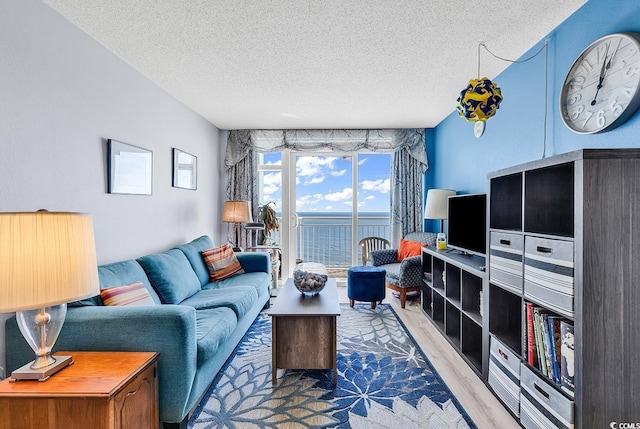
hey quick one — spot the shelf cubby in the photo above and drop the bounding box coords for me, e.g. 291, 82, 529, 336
445, 265, 461, 308
488, 283, 522, 356
421, 283, 432, 318
462, 271, 483, 324
445, 301, 461, 348
432, 293, 445, 331
462, 315, 483, 372
432, 257, 445, 293
524, 162, 574, 237
490, 172, 522, 231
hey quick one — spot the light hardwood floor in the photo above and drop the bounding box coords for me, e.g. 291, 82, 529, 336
335, 285, 519, 429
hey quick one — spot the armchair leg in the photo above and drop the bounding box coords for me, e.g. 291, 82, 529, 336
386, 282, 420, 310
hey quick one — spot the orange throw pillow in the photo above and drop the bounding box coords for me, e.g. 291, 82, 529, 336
397, 239, 426, 262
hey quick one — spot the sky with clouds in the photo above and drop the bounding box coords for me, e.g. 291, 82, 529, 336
260, 153, 390, 213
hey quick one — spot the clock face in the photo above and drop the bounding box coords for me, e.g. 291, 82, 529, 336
560, 32, 640, 134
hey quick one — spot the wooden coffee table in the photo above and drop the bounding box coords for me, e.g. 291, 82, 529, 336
269, 277, 341, 385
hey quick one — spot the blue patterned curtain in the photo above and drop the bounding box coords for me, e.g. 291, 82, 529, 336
226, 129, 428, 247
390, 145, 428, 245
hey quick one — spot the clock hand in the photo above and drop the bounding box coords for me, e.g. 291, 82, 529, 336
591, 42, 611, 106
606, 37, 621, 73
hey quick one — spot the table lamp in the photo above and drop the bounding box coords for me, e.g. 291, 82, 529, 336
424, 189, 456, 233
221, 201, 253, 251
0, 211, 99, 381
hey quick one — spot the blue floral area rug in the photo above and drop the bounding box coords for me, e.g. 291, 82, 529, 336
188, 304, 477, 429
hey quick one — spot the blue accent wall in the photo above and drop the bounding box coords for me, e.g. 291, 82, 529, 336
428, 0, 640, 196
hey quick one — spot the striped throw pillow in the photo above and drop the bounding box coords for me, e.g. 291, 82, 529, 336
100, 281, 155, 306
201, 243, 245, 282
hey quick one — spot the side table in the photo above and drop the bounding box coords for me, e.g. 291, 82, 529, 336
0, 351, 159, 429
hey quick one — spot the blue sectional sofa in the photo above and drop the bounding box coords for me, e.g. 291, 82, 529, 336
5, 235, 271, 428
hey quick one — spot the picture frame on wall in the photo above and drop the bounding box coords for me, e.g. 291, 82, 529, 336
107, 139, 153, 195
172, 148, 197, 190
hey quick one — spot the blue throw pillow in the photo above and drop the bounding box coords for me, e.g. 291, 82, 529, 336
137, 249, 201, 304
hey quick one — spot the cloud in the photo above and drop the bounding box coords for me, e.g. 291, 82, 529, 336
296, 193, 324, 211
262, 172, 281, 195
296, 155, 350, 185
297, 156, 337, 177
325, 188, 353, 202
361, 178, 390, 193
365, 195, 375, 200
358, 158, 368, 166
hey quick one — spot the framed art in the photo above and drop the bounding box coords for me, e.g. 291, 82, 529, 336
172, 148, 197, 190
107, 139, 153, 195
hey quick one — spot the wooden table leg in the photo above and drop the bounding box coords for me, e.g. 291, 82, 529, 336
332, 316, 337, 384
272, 317, 277, 385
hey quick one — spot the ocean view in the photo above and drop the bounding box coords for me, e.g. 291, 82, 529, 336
294, 212, 390, 267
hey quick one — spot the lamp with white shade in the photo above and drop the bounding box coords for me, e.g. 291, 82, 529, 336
0, 211, 99, 381
221, 201, 253, 251
424, 189, 456, 233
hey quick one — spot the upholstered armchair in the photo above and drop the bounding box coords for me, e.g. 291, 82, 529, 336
370, 231, 437, 308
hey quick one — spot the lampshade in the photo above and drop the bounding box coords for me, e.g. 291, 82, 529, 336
0, 212, 99, 312
0, 211, 99, 381
221, 200, 253, 224
424, 189, 456, 220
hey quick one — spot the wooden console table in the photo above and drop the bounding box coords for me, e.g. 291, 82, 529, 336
269, 278, 341, 384
0, 351, 158, 429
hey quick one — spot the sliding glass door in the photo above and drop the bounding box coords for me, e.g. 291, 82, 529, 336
258, 151, 390, 282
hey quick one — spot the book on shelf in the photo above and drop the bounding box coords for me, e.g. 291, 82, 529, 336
532, 307, 547, 377
548, 316, 562, 385
526, 302, 537, 367
540, 312, 554, 378
560, 320, 575, 396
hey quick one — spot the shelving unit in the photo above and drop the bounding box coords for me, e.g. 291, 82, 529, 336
486, 149, 640, 429
422, 247, 486, 378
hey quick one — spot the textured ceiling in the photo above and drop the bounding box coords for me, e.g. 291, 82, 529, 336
44, 0, 586, 129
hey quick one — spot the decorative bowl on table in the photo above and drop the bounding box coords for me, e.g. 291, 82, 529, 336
293, 262, 328, 296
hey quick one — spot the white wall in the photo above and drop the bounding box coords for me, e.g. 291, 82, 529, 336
0, 0, 223, 376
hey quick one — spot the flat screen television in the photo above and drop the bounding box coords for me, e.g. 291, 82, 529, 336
447, 193, 487, 256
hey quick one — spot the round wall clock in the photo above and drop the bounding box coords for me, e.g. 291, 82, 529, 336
560, 32, 640, 134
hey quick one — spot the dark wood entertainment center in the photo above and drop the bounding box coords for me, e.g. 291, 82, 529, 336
421, 149, 640, 429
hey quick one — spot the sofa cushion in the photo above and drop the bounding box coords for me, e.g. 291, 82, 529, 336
174, 235, 214, 286
91, 259, 161, 305
383, 262, 402, 284
397, 239, 426, 261
137, 249, 202, 304
180, 286, 258, 318
195, 307, 238, 367
201, 243, 245, 281
404, 232, 438, 247
100, 281, 156, 306
203, 271, 271, 298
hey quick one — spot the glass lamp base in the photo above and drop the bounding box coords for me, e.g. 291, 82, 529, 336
10, 355, 73, 382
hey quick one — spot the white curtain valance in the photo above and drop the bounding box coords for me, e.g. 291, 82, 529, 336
225, 129, 427, 172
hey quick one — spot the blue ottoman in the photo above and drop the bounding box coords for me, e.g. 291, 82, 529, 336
347, 266, 386, 309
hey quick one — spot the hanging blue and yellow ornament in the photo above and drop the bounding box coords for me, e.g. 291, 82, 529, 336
456, 77, 503, 122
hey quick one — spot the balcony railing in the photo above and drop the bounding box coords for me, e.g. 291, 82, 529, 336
296, 215, 390, 270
